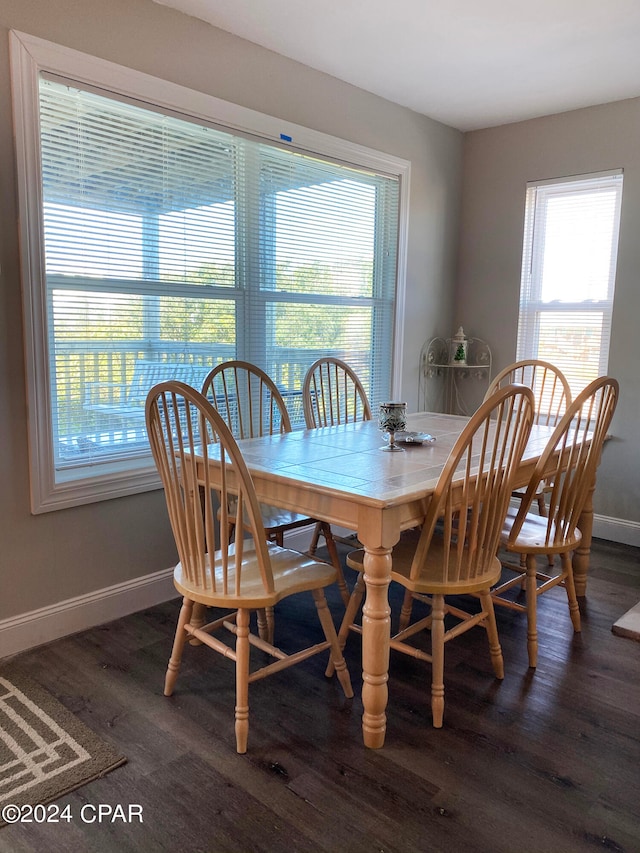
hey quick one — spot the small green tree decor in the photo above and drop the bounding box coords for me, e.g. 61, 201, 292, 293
451, 326, 468, 364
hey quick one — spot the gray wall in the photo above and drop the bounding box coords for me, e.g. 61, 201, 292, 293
0, 0, 463, 623
457, 98, 640, 537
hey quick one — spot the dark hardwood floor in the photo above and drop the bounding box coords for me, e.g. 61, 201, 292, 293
1, 538, 639, 852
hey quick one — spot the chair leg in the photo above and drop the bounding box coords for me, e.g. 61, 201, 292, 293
188, 602, 207, 646
164, 596, 193, 696
325, 572, 365, 677
525, 554, 539, 668
256, 607, 275, 645
479, 590, 504, 680
312, 588, 353, 699
307, 521, 323, 556
430, 594, 446, 728
318, 521, 350, 607
234, 608, 251, 754
536, 493, 555, 567
399, 588, 414, 631
561, 553, 582, 632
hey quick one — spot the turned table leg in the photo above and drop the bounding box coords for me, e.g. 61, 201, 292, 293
360, 546, 392, 748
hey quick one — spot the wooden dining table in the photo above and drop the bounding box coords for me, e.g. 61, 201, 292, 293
193, 410, 597, 748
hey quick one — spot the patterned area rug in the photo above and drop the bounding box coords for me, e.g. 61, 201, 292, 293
0, 671, 126, 825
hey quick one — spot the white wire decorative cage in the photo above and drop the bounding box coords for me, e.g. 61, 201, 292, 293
418, 335, 492, 415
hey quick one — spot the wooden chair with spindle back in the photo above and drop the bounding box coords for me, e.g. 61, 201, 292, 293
145, 381, 353, 754
201, 361, 350, 612
303, 357, 373, 429
495, 375, 619, 668
484, 359, 572, 516
302, 357, 373, 560
333, 384, 536, 727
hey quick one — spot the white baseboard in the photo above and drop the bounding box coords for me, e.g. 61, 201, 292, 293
0, 567, 176, 661
593, 514, 640, 547
0, 526, 330, 661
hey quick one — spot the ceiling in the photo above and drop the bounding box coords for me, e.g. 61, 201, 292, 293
152, 0, 640, 131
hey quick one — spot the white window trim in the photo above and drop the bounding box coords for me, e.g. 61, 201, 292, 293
517, 170, 623, 385
10, 30, 410, 513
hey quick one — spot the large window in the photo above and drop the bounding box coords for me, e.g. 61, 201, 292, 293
517, 171, 623, 396
11, 32, 408, 512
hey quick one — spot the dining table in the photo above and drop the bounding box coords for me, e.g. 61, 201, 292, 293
193, 410, 597, 748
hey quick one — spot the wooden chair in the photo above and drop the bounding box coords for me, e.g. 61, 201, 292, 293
201, 361, 350, 609
303, 357, 372, 429
485, 360, 571, 427
145, 381, 353, 754
335, 384, 536, 727
302, 357, 373, 559
494, 375, 619, 668
202, 360, 292, 440
484, 359, 572, 515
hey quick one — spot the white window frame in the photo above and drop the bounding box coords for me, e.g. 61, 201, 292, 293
517, 170, 623, 391
10, 30, 410, 513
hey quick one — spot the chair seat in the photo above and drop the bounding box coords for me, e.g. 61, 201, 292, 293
346, 529, 503, 596
501, 506, 582, 555
174, 542, 338, 610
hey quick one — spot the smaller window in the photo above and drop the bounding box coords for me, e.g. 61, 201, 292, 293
517, 171, 623, 395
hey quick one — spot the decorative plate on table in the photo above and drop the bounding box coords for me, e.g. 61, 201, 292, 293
395, 431, 436, 445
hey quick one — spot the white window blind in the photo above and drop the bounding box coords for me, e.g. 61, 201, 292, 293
13, 40, 405, 512
517, 171, 623, 397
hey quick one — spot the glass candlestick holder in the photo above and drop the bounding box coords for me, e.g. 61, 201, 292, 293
379, 401, 407, 451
